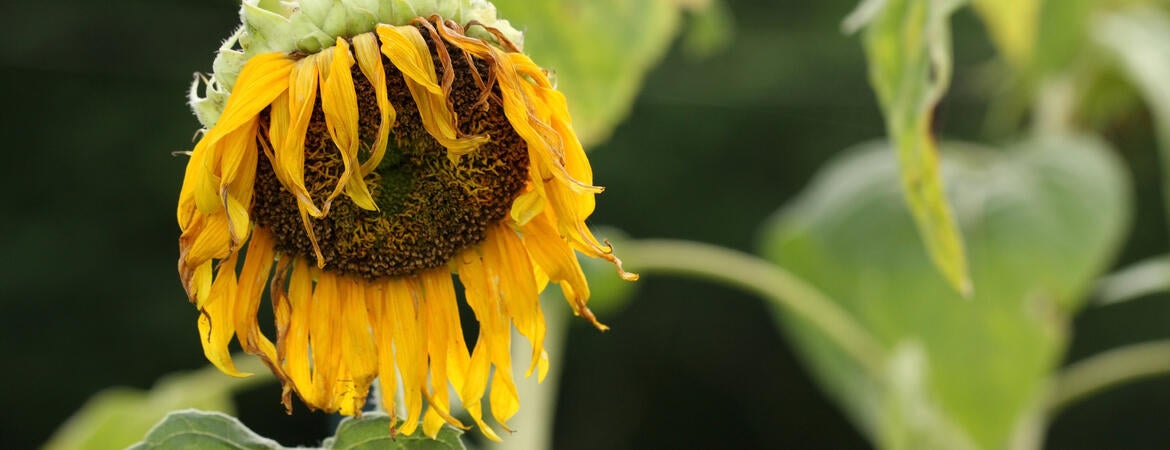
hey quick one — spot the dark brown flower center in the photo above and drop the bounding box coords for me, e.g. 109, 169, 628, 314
252, 34, 528, 279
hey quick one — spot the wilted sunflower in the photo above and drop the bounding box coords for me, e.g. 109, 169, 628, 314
177, 0, 635, 440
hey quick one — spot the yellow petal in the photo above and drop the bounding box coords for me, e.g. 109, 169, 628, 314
338, 278, 378, 414
267, 257, 296, 411
509, 187, 545, 227
308, 271, 344, 410
377, 24, 488, 158
234, 228, 280, 370
376, 24, 443, 95
519, 213, 610, 330
184, 212, 232, 265
353, 32, 398, 174
365, 279, 400, 425
420, 268, 469, 436
457, 249, 518, 431
220, 120, 260, 245
320, 38, 378, 212
212, 53, 296, 136
281, 258, 317, 407
388, 277, 427, 435
197, 253, 248, 377
182, 53, 292, 222
275, 56, 323, 218
485, 224, 546, 378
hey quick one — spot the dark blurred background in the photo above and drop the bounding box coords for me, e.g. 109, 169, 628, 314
3, 1, 1169, 449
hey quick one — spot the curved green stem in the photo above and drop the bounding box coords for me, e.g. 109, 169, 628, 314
621, 239, 887, 376
1093, 255, 1170, 306
1048, 339, 1170, 413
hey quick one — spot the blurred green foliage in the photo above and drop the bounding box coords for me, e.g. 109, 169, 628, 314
762, 136, 1129, 448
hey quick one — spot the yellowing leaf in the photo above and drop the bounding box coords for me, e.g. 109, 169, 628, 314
854, 0, 972, 296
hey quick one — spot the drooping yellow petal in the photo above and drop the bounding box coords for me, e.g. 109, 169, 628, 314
211, 53, 296, 136
457, 249, 518, 432
353, 32, 398, 174
192, 145, 225, 215
464, 335, 502, 441
388, 277, 428, 435
275, 56, 323, 218
181, 213, 232, 277
485, 224, 547, 379
377, 24, 488, 159
185, 260, 214, 309
180, 53, 293, 225
489, 48, 601, 197
266, 91, 290, 173
308, 271, 345, 410
220, 120, 260, 245
274, 257, 316, 409
197, 253, 248, 377
420, 268, 470, 437
319, 38, 378, 212
268, 257, 296, 410
337, 278, 378, 415
298, 206, 326, 268
234, 228, 280, 370
519, 212, 603, 329
365, 279, 399, 428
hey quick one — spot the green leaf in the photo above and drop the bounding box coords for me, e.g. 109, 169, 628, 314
491, 0, 725, 147
45, 356, 273, 450
1095, 6, 1170, 239
323, 414, 465, 450
856, 0, 972, 296
127, 410, 282, 450
760, 135, 1130, 449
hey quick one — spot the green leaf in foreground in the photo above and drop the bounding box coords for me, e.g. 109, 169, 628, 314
324, 414, 465, 450
491, 0, 728, 147
854, 0, 972, 296
761, 135, 1130, 449
127, 410, 281, 450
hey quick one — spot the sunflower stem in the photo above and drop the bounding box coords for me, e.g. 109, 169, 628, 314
1047, 339, 1170, 413
621, 239, 887, 376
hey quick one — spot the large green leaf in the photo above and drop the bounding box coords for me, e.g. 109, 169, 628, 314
127, 411, 281, 450
491, 0, 727, 147
851, 0, 972, 295
761, 135, 1130, 449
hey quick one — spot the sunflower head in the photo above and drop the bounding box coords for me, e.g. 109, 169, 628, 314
177, 0, 635, 440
